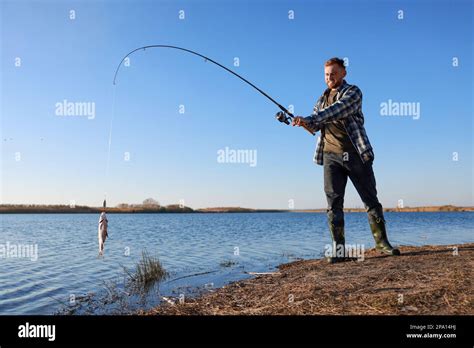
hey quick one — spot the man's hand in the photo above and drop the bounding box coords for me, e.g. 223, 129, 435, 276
292, 116, 308, 127
291, 116, 317, 135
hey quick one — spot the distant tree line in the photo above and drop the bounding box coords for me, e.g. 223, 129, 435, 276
117, 198, 161, 209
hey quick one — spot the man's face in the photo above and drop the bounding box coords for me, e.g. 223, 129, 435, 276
325, 64, 346, 89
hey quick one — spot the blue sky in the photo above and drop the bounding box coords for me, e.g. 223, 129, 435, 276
1, 0, 472, 209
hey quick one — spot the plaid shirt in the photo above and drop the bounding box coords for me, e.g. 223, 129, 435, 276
304, 80, 374, 165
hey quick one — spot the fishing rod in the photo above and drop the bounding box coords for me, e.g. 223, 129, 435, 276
112, 45, 315, 135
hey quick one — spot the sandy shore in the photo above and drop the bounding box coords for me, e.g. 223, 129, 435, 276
141, 243, 473, 315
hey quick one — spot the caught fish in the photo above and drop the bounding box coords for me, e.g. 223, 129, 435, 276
98, 211, 109, 256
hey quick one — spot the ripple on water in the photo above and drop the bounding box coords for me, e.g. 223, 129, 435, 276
1, 212, 473, 314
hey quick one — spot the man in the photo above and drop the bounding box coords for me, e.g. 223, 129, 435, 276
292, 57, 400, 263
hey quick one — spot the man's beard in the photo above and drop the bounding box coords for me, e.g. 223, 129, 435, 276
327, 79, 342, 89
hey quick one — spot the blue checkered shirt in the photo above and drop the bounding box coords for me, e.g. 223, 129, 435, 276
304, 80, 375, 165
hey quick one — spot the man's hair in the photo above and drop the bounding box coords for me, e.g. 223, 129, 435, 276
325, 57, 346, 69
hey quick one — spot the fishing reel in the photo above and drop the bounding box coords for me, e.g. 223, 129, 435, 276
275, 111, 291, 125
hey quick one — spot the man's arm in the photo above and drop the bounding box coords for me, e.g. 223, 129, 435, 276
298, 96, 324, 133
305, 120, 321, 133
303, 86, 362, 128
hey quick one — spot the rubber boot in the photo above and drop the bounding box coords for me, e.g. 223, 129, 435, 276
369, 217, 400, 256
327, 223, 349, 263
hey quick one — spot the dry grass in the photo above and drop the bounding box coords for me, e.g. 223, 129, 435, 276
125, 250, 168, 291
141, 243, 473, 315
57, 250, 168, 315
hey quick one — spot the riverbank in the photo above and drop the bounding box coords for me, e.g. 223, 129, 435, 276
1, 204, 472, 213
141, 243, 473, 315
0, 204, 194, 214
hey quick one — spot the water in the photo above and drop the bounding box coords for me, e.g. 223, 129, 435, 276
0, 212, 472, 314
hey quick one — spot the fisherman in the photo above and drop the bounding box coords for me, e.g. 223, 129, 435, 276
98, 210, 108, 256
292, 57, 400, 263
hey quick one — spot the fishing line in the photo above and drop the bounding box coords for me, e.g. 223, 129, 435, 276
103, 84, 117, 208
